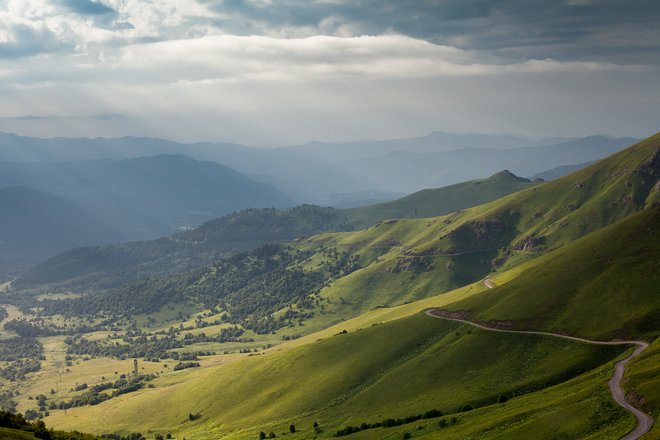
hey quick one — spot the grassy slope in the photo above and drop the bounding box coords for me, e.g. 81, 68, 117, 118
0, 427, 36, 440
46, 314, 627, 439
33, 134, 660, 439
46, 203, 660, 439
446, 206, 660, 340
339, 170, 536, 228
287, 135, 659, 334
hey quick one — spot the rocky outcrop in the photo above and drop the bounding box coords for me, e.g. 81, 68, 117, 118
458, 219, 509, 242
512, 234, 546, 252
388, 256, 434, 273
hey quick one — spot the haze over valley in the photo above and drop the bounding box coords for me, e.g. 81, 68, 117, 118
0, 1, 659, 440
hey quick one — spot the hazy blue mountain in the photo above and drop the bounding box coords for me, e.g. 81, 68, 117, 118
0, 131, 636, 201
0, 186, 106, 242
312, 135, 638, 194
532, 161, 594, 181
281, 131, 578, 164
0, 186, 117, 279
327, 190, 404, 208
0, 154, 292, 235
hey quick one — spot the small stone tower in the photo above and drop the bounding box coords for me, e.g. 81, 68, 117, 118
133, 359, 138, 375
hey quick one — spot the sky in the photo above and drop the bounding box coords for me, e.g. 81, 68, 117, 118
0, 0, 659, 146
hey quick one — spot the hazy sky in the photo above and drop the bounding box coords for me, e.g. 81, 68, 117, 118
1, 0, 659, 145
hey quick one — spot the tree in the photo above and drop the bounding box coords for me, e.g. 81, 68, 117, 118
259, 432, 266, 440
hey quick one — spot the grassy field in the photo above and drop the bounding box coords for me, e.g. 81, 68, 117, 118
0, 427, 37, 440
41, 205, 660, 439
44, 313, 628, 439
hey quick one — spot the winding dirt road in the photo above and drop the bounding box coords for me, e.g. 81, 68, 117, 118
425, 297, 654, 439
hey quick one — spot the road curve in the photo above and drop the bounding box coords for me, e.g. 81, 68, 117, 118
424, 308, 653, 440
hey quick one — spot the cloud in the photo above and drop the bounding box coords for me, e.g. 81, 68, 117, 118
197, 0, 660, 63
0, 0, 658, 144
60, 0, 115, 15
2, 0, 659, 63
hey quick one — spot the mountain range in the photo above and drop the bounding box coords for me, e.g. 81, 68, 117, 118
0, 131, 638, 202
0, 154, 292, 278
15, 170, 537, 292
16, 132, 658, 440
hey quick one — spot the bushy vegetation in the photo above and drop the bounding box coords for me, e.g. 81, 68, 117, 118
0, 409, 101, 439
173, 362, 200, 371
40, 243, 362, 333
0, 337, 43, 381
53, 374, 157, 410
335, 408, 445, 436
0, 338, 42, 362
4, 320, 57, 338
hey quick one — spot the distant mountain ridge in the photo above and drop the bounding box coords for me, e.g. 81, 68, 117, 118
0, 154, 292, 234
0, 131, 638, 202
0, 155, 292, 277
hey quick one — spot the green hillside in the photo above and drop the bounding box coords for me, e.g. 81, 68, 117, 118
26, 135, 659, 337
16, 170, 536, 292
6, 134, 659, 440
45, 313, 628, 439
339, 169, 536, 228
445, 206, 660, 340
44, 198, 660, 440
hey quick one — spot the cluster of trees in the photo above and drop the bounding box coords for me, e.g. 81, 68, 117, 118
65, 334, 184, 360
64, 332, 226, 361
3, 319, 58, 337
0, 409, 101, 439
37, 242, 363, 335
173, 361, 200, 371
180, 326, 251, 345
0, 336, 42, 361
0, 390, 18, 412
335, 409, 446, 437
0, 337, 43, 382
101, 433, 146, 440
51, 374, 157, 410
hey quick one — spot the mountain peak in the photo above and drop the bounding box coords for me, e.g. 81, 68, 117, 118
487, 170, 530, 182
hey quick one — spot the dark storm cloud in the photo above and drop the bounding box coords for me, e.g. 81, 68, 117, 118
201, 0, 660, 63
59, 0, 116, 15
